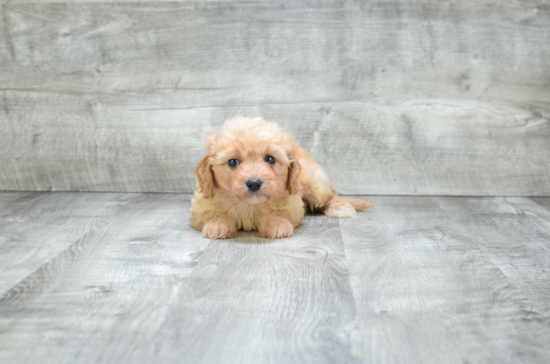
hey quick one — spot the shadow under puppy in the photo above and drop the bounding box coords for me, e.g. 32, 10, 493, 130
190, 116, 373, 239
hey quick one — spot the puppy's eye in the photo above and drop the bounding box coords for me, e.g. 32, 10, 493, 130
265, 155, 276, 165
228, 159, 240, 168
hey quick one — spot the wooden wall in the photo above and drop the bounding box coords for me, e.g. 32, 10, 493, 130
1, 1, 549, 195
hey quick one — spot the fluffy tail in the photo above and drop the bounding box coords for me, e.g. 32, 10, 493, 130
338, 198, 375, 211
324, 196, 374, 218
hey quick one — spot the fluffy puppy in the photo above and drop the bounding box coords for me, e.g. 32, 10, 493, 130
190, 116, 373, 239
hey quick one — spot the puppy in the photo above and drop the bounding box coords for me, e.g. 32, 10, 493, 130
190, 116, 373, 239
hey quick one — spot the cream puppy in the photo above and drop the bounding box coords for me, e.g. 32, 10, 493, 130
190, 116, 373, 239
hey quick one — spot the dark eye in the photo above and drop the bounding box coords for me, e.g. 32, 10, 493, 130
265, 155, 276, 165
228, 159, 240, 168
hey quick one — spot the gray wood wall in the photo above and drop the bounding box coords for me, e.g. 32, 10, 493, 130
1, 1, 549, 195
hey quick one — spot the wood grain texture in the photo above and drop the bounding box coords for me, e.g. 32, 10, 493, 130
340, 196, 550, 363
1, 192, 550, 363
0, 192, 363, 364
438, 197, 550, 321
1, 2, 550, 195
144, 216, 363, 364
0, 193, 210, 363
0, 192, 131, 294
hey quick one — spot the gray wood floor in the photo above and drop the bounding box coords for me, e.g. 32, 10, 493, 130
1, 192, 549, 363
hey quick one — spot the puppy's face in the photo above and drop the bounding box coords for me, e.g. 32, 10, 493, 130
194, 117, 300, 204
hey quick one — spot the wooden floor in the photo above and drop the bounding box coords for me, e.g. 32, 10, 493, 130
1, 192, 549, 363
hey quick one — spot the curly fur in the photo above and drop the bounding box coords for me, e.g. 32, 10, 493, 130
190, 116, 373, 239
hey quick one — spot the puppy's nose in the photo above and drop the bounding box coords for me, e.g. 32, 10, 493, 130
246, 178, 263, 192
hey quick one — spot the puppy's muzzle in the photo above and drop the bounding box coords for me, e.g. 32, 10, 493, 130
246, 178, 262, 192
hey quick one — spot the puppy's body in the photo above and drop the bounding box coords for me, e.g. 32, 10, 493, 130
190, 117, 373, 239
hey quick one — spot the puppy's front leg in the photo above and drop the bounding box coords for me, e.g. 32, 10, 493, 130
201, 216, 237, 240
258, 215, 294, 239
257, 195, 304, 239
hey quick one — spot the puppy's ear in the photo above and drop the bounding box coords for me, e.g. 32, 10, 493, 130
194, 155, 215, 198
287, 159, 301, 195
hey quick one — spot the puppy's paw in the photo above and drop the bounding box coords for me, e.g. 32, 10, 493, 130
325, 202, 357, 218
258, 217, 294, 239
202, 219, 237, 240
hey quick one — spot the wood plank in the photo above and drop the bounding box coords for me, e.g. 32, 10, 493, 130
0, 192, 208, 363
1, 2, 550, 195
340, 196, 550, 363
143, 216, 363, 364
531, 197, 550, 211
436, 197, 550, 330
0, 192, 135, 294
0, 191, 47, 224
4, 0, 550, 3
0, 193, 363, 363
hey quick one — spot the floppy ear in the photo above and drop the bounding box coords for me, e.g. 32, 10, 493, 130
287, 159, 301, 195
194, 155, 215, 198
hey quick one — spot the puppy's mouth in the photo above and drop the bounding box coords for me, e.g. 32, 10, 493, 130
243, 192, 269, 205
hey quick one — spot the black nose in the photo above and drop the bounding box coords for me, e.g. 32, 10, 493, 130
246, 178, 263, 192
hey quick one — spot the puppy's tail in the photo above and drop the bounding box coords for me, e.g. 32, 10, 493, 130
338, 197, 375, 211
324, 196, 374, 218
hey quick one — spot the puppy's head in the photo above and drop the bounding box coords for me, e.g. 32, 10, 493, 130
195, 116, 300, 204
